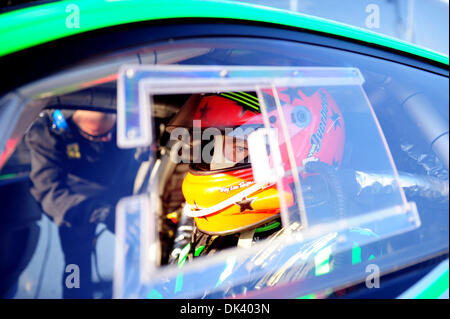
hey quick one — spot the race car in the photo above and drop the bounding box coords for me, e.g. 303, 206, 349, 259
0, 0, 448, 300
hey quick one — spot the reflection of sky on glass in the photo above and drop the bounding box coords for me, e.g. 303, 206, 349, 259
122, 200, 142, 298
120, 66, 417, 298
125, 77, 141, 139
239, 0, 449, 55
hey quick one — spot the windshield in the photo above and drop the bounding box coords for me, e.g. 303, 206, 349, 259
115, 65, 427, 298
239, 0, 449, 55
1, 34, 447, 300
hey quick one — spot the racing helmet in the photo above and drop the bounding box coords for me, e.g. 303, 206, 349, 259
167, 88, 345, 235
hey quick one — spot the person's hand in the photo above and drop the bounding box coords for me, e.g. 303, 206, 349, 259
64, 201, 115, 232
90, 205, 115, 233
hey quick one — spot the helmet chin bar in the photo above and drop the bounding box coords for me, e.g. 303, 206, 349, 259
183, 183, 267, 218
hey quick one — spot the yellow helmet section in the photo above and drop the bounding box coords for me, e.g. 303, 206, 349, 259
182, 167, 294, 235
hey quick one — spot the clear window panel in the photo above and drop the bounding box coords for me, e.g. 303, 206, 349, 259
115, 65, 419, 299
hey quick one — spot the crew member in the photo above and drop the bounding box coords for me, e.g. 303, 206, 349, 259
26, 109, 139, 298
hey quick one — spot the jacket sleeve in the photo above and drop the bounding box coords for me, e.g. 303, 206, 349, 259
25, 117, 109, 227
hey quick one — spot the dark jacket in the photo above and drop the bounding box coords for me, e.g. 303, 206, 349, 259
25, 111, 140, 226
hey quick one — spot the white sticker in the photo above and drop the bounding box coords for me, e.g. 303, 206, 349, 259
248, 128, 284, 184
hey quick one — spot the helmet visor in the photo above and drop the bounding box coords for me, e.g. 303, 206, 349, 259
210, 134, 249, 170
171, 125, 261, 172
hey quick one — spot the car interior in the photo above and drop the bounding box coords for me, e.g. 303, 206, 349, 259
0, 38, 448, 298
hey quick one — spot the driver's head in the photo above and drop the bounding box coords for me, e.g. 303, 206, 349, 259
169, 89, 345, 235
72, 110, 116, 142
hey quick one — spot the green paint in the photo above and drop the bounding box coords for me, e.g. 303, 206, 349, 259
220, 92, 260, 112
254, 221, 281, 233
0, 0, 447, 65
415, 269, 449, 299
238, 91, 259, 102
177, 243, 190, 268
194, 245, 205, 257
297, 293, 316, 299
222, 92, 260, 109
368, 254, 375, 261
174, 243, 191, 293
174, 272, 184, 294
314, 246, 332, 276
147, 289, 163, 299
0, 173, 17, 180
297, 288, 333, 299
352, 242, 362, 265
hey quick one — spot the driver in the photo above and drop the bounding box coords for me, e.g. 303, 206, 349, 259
167, 88, 347, 260
153, 89, 383, 298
